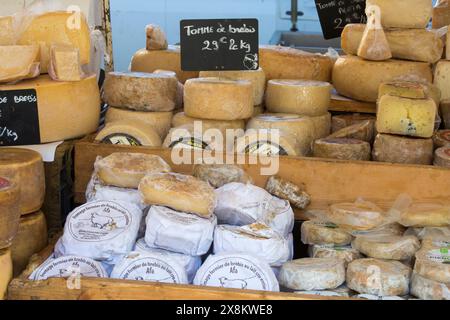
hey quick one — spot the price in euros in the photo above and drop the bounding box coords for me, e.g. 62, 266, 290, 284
202, 37, 252, 53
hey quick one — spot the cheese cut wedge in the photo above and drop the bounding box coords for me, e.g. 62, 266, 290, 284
49, 45, 83, 82
0, 16, 14, 45
331, 114, 376, 133
172, 112, 246, 136
332, 56, 433, 102
145, 24, 168, 50
234, 129, 302, 156
434, 130, 450, 149
18, 11, 91, 74
435, 61, 450, 101
0, 148, 45, 215
184, 78, 253, 120
313, 138, 371, 161
95, 120, 162, 147
378, 80, 441, 107
0, 45, 40, 83
366, 0, 432, 28
0, 177, 20, 249
95, 153, 171, 189
0, 249, 12, 300
434, 147, 450, 168
139, 172, 216, 218
328, 120, 374, 143
0, 75, 101, 143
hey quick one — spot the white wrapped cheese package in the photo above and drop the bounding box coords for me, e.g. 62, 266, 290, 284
58, 200, 142, 264
144, 206, 216, 256
134, 238, 201, 283
213, 223, 291, 267
214, 183, 294, 236
111, 251, 188, 284
193, 252, 279, 292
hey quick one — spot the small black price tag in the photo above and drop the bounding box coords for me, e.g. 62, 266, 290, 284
180, 18, 259, 71
315, 0, 366, 39
0, 89, 41, 146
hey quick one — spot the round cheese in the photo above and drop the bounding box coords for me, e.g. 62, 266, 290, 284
313, 138, 371, 161
105, 107, 173, 140
414, 246, 450, 284
279, 258, 346, 291
192, 164, 252, 189
111, 251, 188, 284
152, 70, 184, 108
301, 221, 353, 246
331, 113, 376, 133
372, 133, 434, 165
139, 173, 216, 218
332, 56, 432, 102
0, 75, 100, 143
265, 175, 311, 210
265, 80, 331, 116
11, 211, 47, 277
234, 129, 302, 156
0, 148, 45, 215
95, 153, 171, 189
434, 130, 450, 149
310, 245, 362, 267
347, 258, 411, 296
352, 235, 420, 261
194, 252, 279, 292
399, 203, 450, 228
310, 113, 331, 140
410, 273, 450, 300
213, 223, 291, 267
184, 78, 253, 120
171, 112, 246, 136
328, 120, 374, 143
199, 68, 266, 105
145, 24, 168, 50
434, 147, 450, 168
0, 177, 20, 249
259, 45, 333, 82
95, 120, 162, 147
103, 72, 177, 112
144, 205, 216, 256
246, 113, 315, 155
0, 249, 12, 300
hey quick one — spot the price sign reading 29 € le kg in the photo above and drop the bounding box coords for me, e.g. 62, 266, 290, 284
180, 19, 259, 71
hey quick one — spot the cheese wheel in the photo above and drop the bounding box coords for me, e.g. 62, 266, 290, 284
95, 120, 162, 147
11, 211, 47, 277
372, 134, 434, 165
103, 72, 177, 112
434, 147, 450, 168
328, 200, 386, 232
192, 164, 252, 189
310, 245, 363, 267
265, 80, 331, 116
433, 130, 450, 149
234, 129, 302, 156
0, 249, 12, 300
145, 24, 168, 50
346, 258, 412, 296
171, 112, 245, 136
247, 113, 315, 155
279, 258, 346, 291
328, 120, 374, 143
265, 176, 311, 210
152, 70, 184, 108
411, 273, 450, 300
313, 138, 371, 161
311, 113, 331, 140
352, 235, 420, 261
434, 61, 450, 101
139, 172, 216, 218
0, 75, 100, 143
415, 246, 450, 284
0, 177, 20, 249
332, 56, 433, 102
199, 68, 266, 106
378, 80, 441, 106
399, 203, 450, 228
18, 11, 91, 74
0, 45, 40, 83
0, 149, 45, 215
442, 99, 450, 129
259, 45, 333, 82
95, 153, 171, 189
341, 24, 443, 64
301, 221, 353, 246
184, 78, 253, 120
105, 107, 173, 140
0, 16, 14, 46
331, 113, 376, 133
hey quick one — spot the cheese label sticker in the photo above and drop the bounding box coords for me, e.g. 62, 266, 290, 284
115, 256, 183, 283
67, 201, 133, 242
33, 256, 107, 280
244, 141, 288, 156
169, 137, 210, 150
101, 133, 142, 146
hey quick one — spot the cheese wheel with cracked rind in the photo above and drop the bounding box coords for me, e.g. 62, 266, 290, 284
279, 258, 346, 291
0, 16, 14, 46
411, 273, 450, 300
0, 45, 40, 83
311, 113, 331, 140
0, 149, 44, 215
95, 120, 162, 147
352, 235, 420, 261
0, 75, 100, 143
184, 78, 253, 120
346, 258, 412, 296
234, 129, 302, 156
265, 176, 311, 210
301, 221, 353, 246
434, 147, 450, 168
378, 80, 441, 106
145, 24, 168, 50
310, 245, 362, 267
372, 134, 434, 165
259, 45, 333, 82
399, 203, 450, 228
106, 107, 173, 140
192, 164, 252, 189
433, 130, 450, 149
171, 112, 245, 136
199, 68, 266, 106
0, 249, 12, 300
332, 56, 432, 102
11, 211, 47, 277
131, 46, 199, 83
265, 80, 331, 116
103, 72, 177, 112
139, 172, 216, 218
95, 153, 171, 189
0, 177, 20, 249
331, 114, 376, 133
328, 120, 374, 143
313, 138, 371, 161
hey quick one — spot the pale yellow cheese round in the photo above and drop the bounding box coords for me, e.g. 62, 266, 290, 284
0, 177, 20, 249
310, 113, 331, 140
95, 120, 162, 147
0, 249, 12, 300
234, 129, 302, 156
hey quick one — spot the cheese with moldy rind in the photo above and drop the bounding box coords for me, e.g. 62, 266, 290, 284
213, 223, 291, 267
194, 252, 279, 292
95, 120, 162, 147
346, 258, 411, 296
95, 153, 171, 189
313, 138, 371, 161
214, 182, 294, 237
146, 24, 168, 50
328, 120, 374, 143
301, 221, 352, 246
265, 176, 311, 210
434, 130, 450, 149
0, 177, 20, 249
111, 251, 188, 284
234, 129, 303, 156
192, 164, 252, 189
352, 235, 420, 261
434, 147, 450, 168
414, 244, 450, 284
0, 45, 40, 83
0, 249, 12, 300
310, 245, 362, 267
144, 206, 216, 256
410, 273, 450, 300
279, 258, 346, 291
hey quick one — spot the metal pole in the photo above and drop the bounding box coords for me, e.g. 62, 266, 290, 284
102, 0, 114, 72
291, 0, 298, 32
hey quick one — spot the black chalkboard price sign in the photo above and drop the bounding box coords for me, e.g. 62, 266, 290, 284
315, 0, 366, 40
180, 19, 259, 71
0, 89, 41, 146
